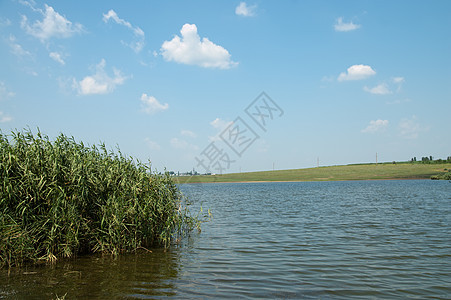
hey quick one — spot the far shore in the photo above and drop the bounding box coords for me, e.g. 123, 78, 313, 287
174, 162, 451, 184
179, 177, 431, 184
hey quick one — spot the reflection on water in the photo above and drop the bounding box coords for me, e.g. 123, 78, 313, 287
1, 180, 450, 299
0, 249, 180, 299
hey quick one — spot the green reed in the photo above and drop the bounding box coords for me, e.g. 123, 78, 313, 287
0, 129, 199, 268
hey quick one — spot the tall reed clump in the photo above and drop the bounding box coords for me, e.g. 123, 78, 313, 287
0, 129, 198, 268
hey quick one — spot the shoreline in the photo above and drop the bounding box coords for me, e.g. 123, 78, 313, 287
174, 163, 451, 185
178, 177, 432, 184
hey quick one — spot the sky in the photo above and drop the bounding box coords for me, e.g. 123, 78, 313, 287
0, 0, 450, 174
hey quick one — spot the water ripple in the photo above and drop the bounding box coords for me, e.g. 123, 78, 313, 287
1, 180, 450, 299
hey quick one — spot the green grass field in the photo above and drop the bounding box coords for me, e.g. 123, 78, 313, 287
175, 163, 451, 184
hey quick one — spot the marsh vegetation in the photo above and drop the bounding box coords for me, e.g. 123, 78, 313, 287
0, 129, 198, 268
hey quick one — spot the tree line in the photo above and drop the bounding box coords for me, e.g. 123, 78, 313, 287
410, 156, 451, 164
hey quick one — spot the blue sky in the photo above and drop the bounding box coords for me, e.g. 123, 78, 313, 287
1, 0, 450, 173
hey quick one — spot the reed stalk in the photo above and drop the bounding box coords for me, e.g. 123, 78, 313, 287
0, 129, 198, 268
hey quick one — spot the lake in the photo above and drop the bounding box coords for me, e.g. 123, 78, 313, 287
1, 180, 450, 299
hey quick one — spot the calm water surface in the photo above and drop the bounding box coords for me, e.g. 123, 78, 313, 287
1, 180, 450, 299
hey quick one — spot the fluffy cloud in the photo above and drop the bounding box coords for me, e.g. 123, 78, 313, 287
0, 18, 12, 27
161, 24, 238, 69
235, 2, 257, 17
392, 76, 405, 92
210, 118, 233, 131
361, 119, 389, 133
398, 116, 422, 139
140, 94, 169, 114
49, 51, 65, 65
364, 83, 392, 95
181, 130, 197, 138
0, 81, 15, 100
170, 137, 198, 151
170, 138, 188, 149
75, 59, 126, 95
209, 118, 233, 142
364, 77, 405, 95
103, 9, 145, 53
144, 138, 161, 151
21, 4, 82, 42
337, 64, 376, 81
392, 77, 405, 84
0, 111, 12, 123
334, 17, 361, 32
8, 35, 31, 57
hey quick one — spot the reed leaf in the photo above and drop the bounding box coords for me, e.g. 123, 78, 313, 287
0, 129, 198, 268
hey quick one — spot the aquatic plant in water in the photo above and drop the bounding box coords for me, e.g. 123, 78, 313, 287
0, 129, 199, 268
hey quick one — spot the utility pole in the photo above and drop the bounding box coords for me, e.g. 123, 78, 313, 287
273, 162, 275, 171
317, 157, 319, 168
376, 152, 378, 165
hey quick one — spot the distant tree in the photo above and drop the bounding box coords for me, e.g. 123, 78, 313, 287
422, 156, 431, 163
430, 155, 433, 161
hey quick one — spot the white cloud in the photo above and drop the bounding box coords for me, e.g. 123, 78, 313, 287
181, 130, 196, 138
0, 81, 15, 101
49, 51, 65, 65
18, 0, 40, 12
337, 64, 376, 81
161, 23, 238, 69
75, 59, 126, 95
144, 138, 161, 151
170, 137, 199, 151
209, 118, 233, 142
8, 35, 31, 57
210, 118, 233, 131
364, 83, 392, 95
170, 138, 188, 149
0, 18, 12, 27
140, 94, 169, 114
235, 2, 257, 17
364, 77, 405, 95
21, 4, 83, 42
392, 77, 405, 84
392, 76, 405, 92
398, 116, 422, 139
103, 9, 145, 53
361, 119, 389, 133
0, 111, 13, 123
334, 17, 361, 32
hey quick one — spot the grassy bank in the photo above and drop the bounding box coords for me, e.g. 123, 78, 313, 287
431, 169, 451, 180
175, 163, 451, 184
0, 129, 198, 268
